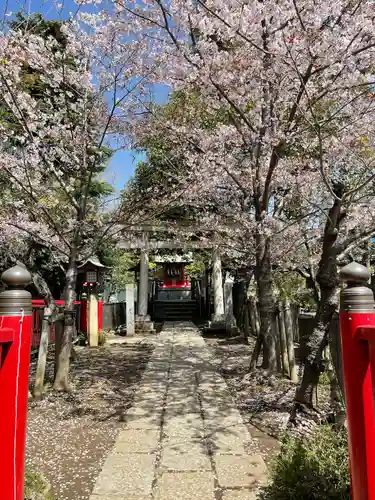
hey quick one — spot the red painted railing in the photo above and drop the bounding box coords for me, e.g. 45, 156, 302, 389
31, 300, 84, 349
30, 299, 103, 350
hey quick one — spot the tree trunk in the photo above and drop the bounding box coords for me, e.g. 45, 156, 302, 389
325, 345, 346, 428
290, 193, 344, 428
254, 234, 277, 372
23, 267, 61, 398
278, 302, 290, 377
249, 298, 260, 336
250, 334, 262, 370
53, 253, 77, 392
293, 277, 338, 412
328, 312, 345, 401
284, 301, 298, 382
33, 313, 51, 400
31, 271, 58, 315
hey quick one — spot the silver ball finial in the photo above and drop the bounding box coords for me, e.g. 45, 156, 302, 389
340, 262, 374, 312
340, 262, 370, 285
0, 265, 32, 316
1, 265, 32, 289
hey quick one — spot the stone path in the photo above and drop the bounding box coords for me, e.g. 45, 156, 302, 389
90, 322, 267, 500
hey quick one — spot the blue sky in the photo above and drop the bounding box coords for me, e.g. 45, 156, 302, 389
103, 83, 170, 194
1, 0, 171, 193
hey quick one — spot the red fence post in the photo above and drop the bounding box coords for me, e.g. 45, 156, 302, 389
98, 299, 103, 332
80, 294, 88, 334
340, 262, 375, 500
0, 265, 32, 500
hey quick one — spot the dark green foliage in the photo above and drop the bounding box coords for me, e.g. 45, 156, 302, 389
10, 13, 68, 46
0, 12, 114, 296
97, 243, 138, 289
7, 13, 70, 101
25, 467, 53, 499
259, 425, 350, 500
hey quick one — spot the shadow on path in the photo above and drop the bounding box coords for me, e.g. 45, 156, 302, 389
27, 342, 153, 500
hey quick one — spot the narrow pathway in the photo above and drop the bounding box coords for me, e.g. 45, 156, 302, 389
90, 322, 267, 500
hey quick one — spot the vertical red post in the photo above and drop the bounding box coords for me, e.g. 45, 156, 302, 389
0, 265, 32, 500
98, 300, 103, 332
339, 262, 375, 500
80, 297, 88, 334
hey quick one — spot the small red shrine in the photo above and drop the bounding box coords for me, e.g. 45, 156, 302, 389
155, 254, 192, 290
160, 262, 190, 289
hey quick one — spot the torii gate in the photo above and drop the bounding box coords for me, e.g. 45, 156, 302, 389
117, 225, 236, 332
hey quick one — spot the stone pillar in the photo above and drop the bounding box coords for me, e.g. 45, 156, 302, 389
211, 247, 225, 322
88, 292, 98, 347
224, 273, 237, 334
135, 232, 155, 334
224, 273, 235, 321
126, 284, 135, 336
137, 248, 149, 319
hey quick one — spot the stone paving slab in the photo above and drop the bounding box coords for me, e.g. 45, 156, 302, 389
92, 454, 156, 497
113, 429, 159, 454
204, 410, 245, 431
125, 406, 163, 429
155, 472, 215, 500
221, 490, 257, 500
169, 372, 198, 385
163, 411, 203, 428
133, 386, 167, 403
144, 361, 170, 371
163, 413, 205, 440
90, 322, 267, 500
165, 397, 200, 415
90, 495, 151, 500
162, 437, 207, 451
161, 440, 211, 471
214, 454, 267, 488
141, 372, 169, 383
207, 426, 248, 455
167, 380, 198, 394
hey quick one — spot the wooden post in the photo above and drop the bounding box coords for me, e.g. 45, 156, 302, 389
33, 308, 51, 400
126, 284, 135, 336
249, 298, 259, 336
273, 311, 282, 373
284, 300, 298, 382
88, 292, 98, 347
54, 317, 63, 379
243, 303, 250, 338
293, 304, 300, 343
278, 302, 290, 377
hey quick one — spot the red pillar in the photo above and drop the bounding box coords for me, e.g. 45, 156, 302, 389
340, 262, 375, 500
0, 265, 32, 500
98, 300, 103, 332
80, 299, 88, 334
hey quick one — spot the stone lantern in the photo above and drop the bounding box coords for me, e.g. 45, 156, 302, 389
77, 255, 109, 294
77, 256, 110, 346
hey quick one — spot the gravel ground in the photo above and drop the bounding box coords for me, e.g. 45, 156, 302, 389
204, 334, 331, 463
27, 341, 153, 500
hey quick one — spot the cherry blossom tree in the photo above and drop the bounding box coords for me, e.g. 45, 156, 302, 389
89, 0, 375, 418
0, 13, 158, 390
109, 0, 375, 382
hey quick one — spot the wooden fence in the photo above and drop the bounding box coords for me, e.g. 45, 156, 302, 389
234, 297, 346, 390
235, 298, 317, 381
